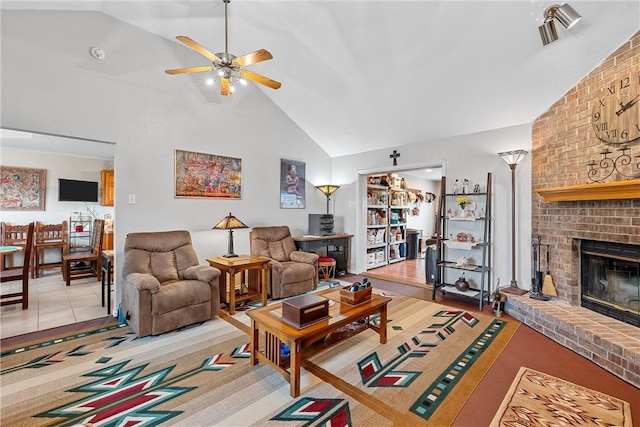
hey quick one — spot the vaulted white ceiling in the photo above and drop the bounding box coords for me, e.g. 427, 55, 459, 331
3, 1, 639, 157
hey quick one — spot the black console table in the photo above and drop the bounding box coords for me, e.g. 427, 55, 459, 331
101, 250, 114, 315
293, 233, 353, 276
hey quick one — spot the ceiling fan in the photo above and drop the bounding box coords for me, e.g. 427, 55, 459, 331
165, 0, 281, 96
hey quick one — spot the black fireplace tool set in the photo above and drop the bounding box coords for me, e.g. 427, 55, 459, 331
531, 236, 550, 301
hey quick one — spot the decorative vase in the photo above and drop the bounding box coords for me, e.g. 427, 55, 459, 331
455, 274, 469, 292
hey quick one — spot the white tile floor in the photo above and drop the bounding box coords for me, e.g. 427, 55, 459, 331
0, 269, 111, 339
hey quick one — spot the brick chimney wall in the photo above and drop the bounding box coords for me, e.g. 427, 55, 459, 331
531, 30, 640, 306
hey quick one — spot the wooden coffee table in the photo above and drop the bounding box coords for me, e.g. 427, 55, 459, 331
247, 287, 390, 397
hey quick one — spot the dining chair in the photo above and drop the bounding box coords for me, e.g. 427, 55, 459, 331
32, 220, 68, 278
1, 222, 33, 273
0, 222, 34, 309
62, 219, 105, 286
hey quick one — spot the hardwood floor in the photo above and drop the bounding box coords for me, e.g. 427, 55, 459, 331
360, 258, 427, 287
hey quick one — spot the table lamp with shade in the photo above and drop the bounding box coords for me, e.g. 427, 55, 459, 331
213, 212, 248, 258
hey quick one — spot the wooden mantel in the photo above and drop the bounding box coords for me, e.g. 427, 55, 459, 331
533, 179, 640, 202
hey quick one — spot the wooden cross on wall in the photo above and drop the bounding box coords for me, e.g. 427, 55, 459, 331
390, 150, 400, 166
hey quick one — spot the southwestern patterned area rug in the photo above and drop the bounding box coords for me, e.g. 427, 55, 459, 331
0, 293, 517, 426
490, 367, 634, 427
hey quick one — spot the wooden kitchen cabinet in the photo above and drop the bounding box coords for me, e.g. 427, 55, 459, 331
102, 231, 114, 250
101, 169, 114, 206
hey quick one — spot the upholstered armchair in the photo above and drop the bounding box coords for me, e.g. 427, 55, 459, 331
121, 230, 221, 337
250, 226, 319, 299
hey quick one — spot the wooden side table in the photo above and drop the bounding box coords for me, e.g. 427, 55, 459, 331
206, 256, 270, 314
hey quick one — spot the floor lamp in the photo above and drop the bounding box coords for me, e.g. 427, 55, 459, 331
315, 185, 340, 214
498, 149, 528, 295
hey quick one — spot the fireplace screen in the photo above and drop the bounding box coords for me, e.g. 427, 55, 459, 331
580, 240, 639, 327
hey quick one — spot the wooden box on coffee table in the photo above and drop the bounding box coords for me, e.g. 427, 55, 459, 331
339, 285, 372, 305
282, 293, 329, 328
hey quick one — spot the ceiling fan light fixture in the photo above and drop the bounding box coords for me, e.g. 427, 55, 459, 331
164, 0, 281, 96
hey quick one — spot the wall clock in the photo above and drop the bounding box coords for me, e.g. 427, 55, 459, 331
591, 70, 640, 144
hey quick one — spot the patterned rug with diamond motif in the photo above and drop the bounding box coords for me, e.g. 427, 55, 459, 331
490, 366, 634, 427
0, 291, 517, 426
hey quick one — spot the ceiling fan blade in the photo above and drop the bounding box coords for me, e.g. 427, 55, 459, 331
232, 49, 273, 67
176, 36, 221, 62
220, 77, 231, 96
238, 70, 281, 90
165, 66, 214, 75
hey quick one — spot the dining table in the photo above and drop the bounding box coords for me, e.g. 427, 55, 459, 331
0, 245, 23, 254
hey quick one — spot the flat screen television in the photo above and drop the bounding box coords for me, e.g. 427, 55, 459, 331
58, 178, 99, 202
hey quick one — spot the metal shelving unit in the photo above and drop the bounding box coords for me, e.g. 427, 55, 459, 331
432, 173, 492, 310
69, 214, 93, 253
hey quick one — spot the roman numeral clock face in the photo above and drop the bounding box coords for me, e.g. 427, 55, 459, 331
592, 71, 640, 145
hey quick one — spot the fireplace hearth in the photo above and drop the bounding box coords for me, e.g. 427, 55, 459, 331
579, 240, 639, 327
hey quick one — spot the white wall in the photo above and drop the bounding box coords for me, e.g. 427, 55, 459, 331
398, 176, 440, 239
331, 124, 533, 291
1, 10, 332, 314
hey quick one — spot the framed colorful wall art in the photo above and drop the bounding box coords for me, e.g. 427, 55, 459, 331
0, 166, 46, 211
175, 149, 242, 199
280, 158, 306, 209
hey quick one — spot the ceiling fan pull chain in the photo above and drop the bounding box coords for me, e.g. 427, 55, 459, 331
224, 0, 229, 56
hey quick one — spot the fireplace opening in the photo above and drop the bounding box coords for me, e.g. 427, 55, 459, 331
579, 240, 639, 327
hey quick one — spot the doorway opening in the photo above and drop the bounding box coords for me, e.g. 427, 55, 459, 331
0, 128, 115, 339
355, 161, 444, 279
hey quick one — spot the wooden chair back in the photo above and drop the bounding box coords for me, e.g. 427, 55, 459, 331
62, 219, 105, 286
0, 222, 35, 309
33, 220, 68, 278
1, 222, 33, 271
91, 219, 105, 255
2, 222, 31, 246
35, 221, 67, 244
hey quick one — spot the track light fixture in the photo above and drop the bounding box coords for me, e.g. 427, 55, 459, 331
538, 3, 582, 46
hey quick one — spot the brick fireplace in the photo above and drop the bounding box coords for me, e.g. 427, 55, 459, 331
506, 31, 640, 388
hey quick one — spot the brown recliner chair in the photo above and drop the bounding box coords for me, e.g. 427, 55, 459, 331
250, 226, 319, 299
121, 230, 221, 337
